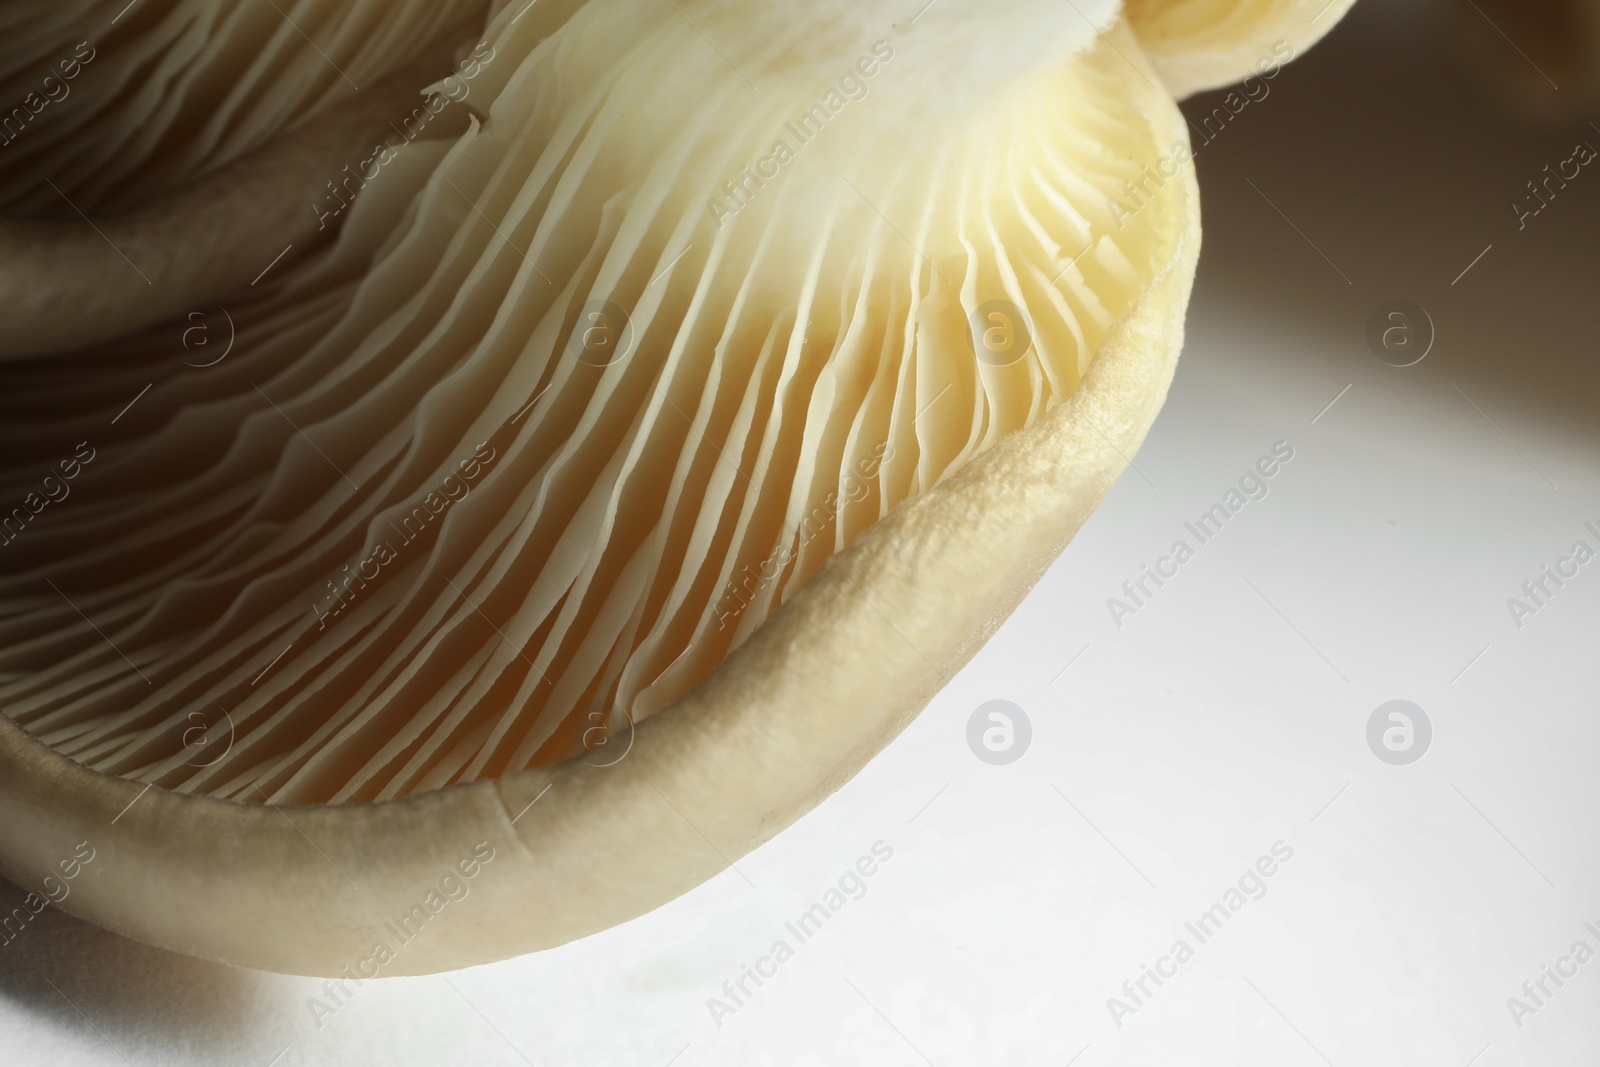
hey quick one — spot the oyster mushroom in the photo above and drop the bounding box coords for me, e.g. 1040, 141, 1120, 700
0, 0, 1350, 975
1125, 0, 1358, 97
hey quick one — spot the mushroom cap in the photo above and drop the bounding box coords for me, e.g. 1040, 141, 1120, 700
1126, 0, 1359, 97
0, 0, 1343, 975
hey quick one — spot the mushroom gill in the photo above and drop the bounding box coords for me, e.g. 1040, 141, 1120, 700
0, 0, 1349, 974
3, 0, 1175, 805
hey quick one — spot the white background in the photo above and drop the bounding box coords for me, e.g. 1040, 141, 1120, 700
5, 2, 1600, 1064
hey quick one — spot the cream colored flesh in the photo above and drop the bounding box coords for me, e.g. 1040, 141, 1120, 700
0, 0, 1368, 976
0, 64, 467, 356
0, 1, 1155, 808
0, 159, 1198, 975
0, 0, 491, 215
1126, 0, 1357, 97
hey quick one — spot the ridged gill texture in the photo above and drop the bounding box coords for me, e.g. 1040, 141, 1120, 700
0, 0, 1187, 803
0, 0, 491, 214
